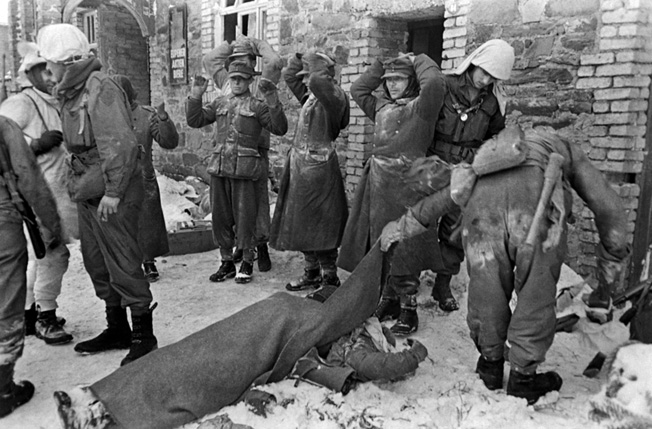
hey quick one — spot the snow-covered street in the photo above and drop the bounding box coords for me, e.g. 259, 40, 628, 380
4, 236, 625, 429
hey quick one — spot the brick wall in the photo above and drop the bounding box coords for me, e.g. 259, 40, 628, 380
97, 4, 150, 105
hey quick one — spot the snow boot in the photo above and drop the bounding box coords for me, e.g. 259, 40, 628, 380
143, 260, 160, 282
121, 304, 158, 366
24, 303, 37, 336
390, 295, 419, 336
506, 369, 563, 404
286, 268, 322, 291
374, 297, 401, 322
235, 261, 254, 284
74, 306, 131, 354
209, 260, 236, 282
431, 274, 459, 312
0, 364, 35, 418
36, 309, 73, 345
257, 243, 272, 272
476, 356, 504, 390
54, 387, 115, 429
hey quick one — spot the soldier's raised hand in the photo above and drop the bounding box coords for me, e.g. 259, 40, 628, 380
191, 75, 209, 99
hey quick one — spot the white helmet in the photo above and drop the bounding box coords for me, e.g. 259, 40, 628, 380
37, 24, 91, 64
16, 41, 46, 87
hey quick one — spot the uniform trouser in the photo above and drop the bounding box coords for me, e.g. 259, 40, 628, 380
303, 249, 338, 278
254, 149, 271, 246
25, 239, 70, 312
0, 211, 27, 388
463, 168, 564, 374
211, 176, 258, 263
78, 191, 152, 314
436, 206, 465, 277
382, 275, 420, 300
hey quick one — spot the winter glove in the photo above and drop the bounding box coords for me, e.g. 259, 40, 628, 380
379, 210, 427, 252
449, 162, 477, 207
258, 77, 280, 107
30, 130, 63, 156
191, 75, 209, 99
407, 339, 428, 362
155, 102, 169, 121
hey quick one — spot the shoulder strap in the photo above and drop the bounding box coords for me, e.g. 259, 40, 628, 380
21, 91, 49, 132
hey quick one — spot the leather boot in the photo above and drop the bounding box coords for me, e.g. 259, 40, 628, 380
390, 294, 419, 336
36, 309, 73, 345
305, 273, 340, 303
476, 356, 505, 390
432, 274, 459, 312
506, 369, 563, 404
24, 303, 37, 336
209, 260, 236, 282
121, 304, 158, 366
374, 297, 401, 322
233, 248, 244, 264
74, 306, 131, 354
256, 243, 272, 272
286, 268, 322, 291
0, 364, 35, 418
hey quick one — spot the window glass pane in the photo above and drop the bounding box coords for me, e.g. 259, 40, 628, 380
224, 13, 237, 42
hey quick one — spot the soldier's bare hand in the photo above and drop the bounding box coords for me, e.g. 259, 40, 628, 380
191, 75, 209, 99
97, 196, 121, 222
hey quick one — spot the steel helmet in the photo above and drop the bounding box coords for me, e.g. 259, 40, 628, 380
37, 24, 91, 64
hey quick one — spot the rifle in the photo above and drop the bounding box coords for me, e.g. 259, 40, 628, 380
0, 137, 46, 259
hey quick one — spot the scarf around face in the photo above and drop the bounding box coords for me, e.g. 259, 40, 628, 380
55, 57, 103, 101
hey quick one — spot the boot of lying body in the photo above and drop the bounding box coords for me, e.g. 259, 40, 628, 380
121, 304, 158, 366
506, 369, 563, 404
390, 294, 419, 336
431, 274, 459, 312
74, 306, 131, 354
286, 268, 322, 291
476, 355, 505, 390
36, 308, 73, 345
54, 386, 115, 429
0, 364, 35, 418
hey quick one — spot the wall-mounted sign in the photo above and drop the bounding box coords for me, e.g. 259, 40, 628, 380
169, 4, 188, 85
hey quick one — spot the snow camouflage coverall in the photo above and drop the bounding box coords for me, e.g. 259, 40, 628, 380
186, 89, 287, 259
130, 103, 179, 261
90, 241, 389, 429
428, 72, 506, 278
0, 116, 60, 388
270, 55, 349, 257
0, 86, 78, 312
57, 59, 152, 310
411, 129, 629, 374
338, 54, 446, 292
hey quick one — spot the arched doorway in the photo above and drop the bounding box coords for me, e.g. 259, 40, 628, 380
61, 0, 152, 104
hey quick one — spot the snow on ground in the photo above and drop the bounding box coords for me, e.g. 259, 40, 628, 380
2, 174, 640, 429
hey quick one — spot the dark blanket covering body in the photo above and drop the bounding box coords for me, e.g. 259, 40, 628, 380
91, 243, 387, 429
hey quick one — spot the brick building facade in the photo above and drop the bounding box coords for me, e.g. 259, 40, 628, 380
6, 0, 652, 285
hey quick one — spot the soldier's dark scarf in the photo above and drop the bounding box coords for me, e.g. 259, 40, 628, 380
54, 57, 103, 101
